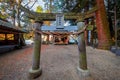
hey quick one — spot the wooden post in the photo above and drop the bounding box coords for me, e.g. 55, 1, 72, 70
46, 34, 49, 44
29, 21, 43, 79
77, 22, 90, 77
52, 35, 55, 44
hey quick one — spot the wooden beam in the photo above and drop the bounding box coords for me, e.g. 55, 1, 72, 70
0, 29, 22, 34
20, 5, 98, 21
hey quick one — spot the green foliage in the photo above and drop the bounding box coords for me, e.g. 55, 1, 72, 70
36, 6, 43, 13
0, 13, 8, 19
52, 0, 63, 12
0, 2, 15, 15
50, 0, 96, 24
51, 0, 96, 12
116, 0, 120, 19
106, 0, 120, 19
0, 3, 10, 19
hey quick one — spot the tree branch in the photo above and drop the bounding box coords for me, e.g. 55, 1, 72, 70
29, 0, 37, 10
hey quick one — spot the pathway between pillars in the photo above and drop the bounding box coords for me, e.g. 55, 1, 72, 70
0, 45, 120, 80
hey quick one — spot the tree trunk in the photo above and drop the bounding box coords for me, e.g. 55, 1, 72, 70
16, 0, 21, 28
107, 0, 114, 38
84, 3, 89, 45
95, 0, 112, 49
13, 5, 16, 27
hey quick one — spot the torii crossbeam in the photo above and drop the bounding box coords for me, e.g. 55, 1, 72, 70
20, 5, 97, 21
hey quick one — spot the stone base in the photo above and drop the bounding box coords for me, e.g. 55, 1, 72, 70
28, 67, 42, 79
77, 67, 90, 77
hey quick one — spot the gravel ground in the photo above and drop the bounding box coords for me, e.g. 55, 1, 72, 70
0, 45, 120, 80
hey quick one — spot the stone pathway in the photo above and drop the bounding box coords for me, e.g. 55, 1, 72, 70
0, 45, 120, 80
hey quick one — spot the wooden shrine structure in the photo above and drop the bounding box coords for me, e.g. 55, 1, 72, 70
0, 19, 25, 53
19, 5, 99, 79
39, 23, 78, 44
19, 4, 114, 79
0, 0, 113, 79
20, 5, 97, 45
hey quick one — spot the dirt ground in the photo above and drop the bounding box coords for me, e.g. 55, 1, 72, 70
0, 45, 120, 80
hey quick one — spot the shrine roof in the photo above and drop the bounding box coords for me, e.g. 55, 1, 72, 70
0, 19, 26, 33
41, 26, 78, 32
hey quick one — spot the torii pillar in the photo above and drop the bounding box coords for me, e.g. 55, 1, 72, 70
29, 20, 43, 79
77, 22, 90, 77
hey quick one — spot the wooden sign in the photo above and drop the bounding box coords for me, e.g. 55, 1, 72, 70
56, 13, 64, 29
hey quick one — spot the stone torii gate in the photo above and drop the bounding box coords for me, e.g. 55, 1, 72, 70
20, 6, 98, 79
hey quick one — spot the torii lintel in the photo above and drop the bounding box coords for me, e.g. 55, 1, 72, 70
20, 5, 98, 21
